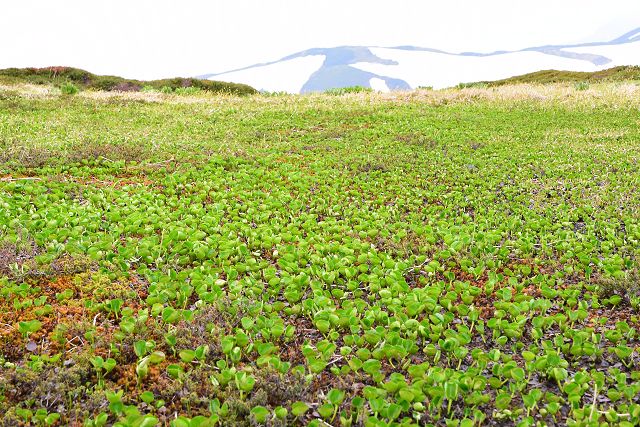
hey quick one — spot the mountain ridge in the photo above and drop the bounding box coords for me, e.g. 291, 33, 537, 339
200, 26, 640, 93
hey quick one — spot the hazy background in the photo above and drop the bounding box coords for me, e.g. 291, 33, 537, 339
2, 0, 639, 79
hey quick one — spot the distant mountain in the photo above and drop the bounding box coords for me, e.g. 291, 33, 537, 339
199, 26, 640, 93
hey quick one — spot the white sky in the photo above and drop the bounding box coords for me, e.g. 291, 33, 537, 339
1, 0, 639, 80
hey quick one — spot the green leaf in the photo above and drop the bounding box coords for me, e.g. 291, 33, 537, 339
179, 349, 196, 363
291, 401, 309, 417
386, 403, 402, 420
317, 403, 334, 420
511, 367, 525, 382
140, 391, 155, 404
18, 319, 42, 335
148, 351, 166, 364
167, 364, 184, 379
134, 340, 147, 358
162, 307, 181, 323
362, 359, 382, 376
250, 406, 270, 424
495, 392, 512, 410
327, 388, 345, 405
274, 406, 287, 419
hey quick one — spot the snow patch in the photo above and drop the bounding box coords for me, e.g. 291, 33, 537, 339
369, 78, 389, 92
352, 48, 601, 89
569, 41, 640, 67
211, 55, 325, 93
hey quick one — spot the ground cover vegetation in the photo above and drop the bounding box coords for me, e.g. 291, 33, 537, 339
0, 67, 257, 96
464, 65, 640, 88
1, 82, 640, 426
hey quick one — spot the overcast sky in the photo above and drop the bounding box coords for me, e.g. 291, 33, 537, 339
1, 0, 639, 80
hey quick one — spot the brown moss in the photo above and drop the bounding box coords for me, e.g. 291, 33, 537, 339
66, 141, 149, 164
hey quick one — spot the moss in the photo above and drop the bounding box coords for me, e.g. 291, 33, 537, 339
0, 145, 55, 169
596, 268, 640, 310
0, 238, 41, 279
0, 352, 105, 424
0, 246, 94, 283
66, 140, 149, 164
73, 272, 137, 302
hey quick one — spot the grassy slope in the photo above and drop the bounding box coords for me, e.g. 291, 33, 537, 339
0, 66, 257, 95
468, 65, 640, 87
1, 84, 640, 426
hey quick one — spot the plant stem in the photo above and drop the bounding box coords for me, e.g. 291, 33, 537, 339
589, 384, 598, 422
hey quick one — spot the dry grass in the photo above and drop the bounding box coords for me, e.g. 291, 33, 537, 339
0, 239, 41, 279
0, 83, 57, 98
2, 81, 639, 108
375, 82, 640, 107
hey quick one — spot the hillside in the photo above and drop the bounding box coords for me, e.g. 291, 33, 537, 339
472, 65, 640, 87
0, 66, 257, 95
1, 84, 640, 426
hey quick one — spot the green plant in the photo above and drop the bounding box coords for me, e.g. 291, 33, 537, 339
90, 356, 117, 388
574, 81, 590, 91
0, 66, 258, 94
324, 85, 372, 95
60, 82, 79, 95
174, 87, 201, 96
2, 80, 640, 426
18, 319, 42, 338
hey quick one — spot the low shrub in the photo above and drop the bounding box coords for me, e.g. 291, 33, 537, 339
574, 81, 590, 91
0, 67, 258, 95
60, 82, 79, 95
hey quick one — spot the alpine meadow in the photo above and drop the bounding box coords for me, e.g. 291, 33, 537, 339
1, 80, 640, 427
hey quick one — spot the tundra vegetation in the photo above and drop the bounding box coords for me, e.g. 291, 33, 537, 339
0, 67, 257, 96
464, 65, 640, 88
1, 82, 640, 426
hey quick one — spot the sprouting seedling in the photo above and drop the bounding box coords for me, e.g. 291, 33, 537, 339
134, 340, 155, 359
610, 344, 635, 368
140, 390, 155, 405
522, 389, 543, 417
167, 364, 185, 381
250, 406, 270, 424
18, 319, 42, 339
162, 306, 182, 324
165, 332, 177, 355
274, 406, 288, 421
105, 390, 124, 416
84, 412, 108, 427
325, 388, 345, 422
234, 371, 256, 400
15, 409, 32, 424
178, 345, 209, 364
32, 409, 60, 426
106, 298, 124, 319
362, 358, 382, 381
135, 351, 165, 383
444, 381, 459, 415
90, 356, 117, 389
291, 401, 310, 420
